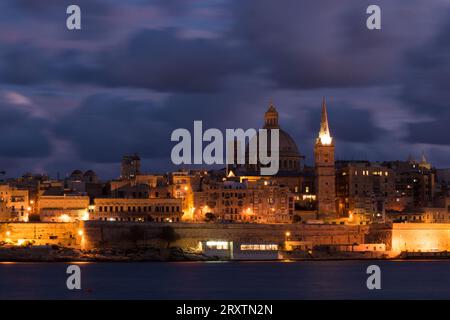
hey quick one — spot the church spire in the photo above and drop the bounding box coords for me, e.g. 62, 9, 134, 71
421, 151, 427, 164
317, 97, 332, 145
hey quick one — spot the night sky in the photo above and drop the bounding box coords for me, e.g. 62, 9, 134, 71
1, 0, 450, 179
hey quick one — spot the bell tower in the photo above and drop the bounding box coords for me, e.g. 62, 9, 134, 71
314, 98, 336, 217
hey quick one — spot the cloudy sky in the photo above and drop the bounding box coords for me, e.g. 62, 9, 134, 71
1, 0, 450, 179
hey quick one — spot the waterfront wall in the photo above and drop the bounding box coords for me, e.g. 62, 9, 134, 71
0, 222, 80, 247
81, 221, 369, 250
2, 222, 450, 253
0, 221, 379, 251
392, 223, 450, 252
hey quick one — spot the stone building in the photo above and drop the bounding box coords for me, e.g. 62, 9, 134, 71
66, 169, 100, 193
383, 157, 435, 210
38, 194, 90, 222
336, 161, 395, 223
109, 174, 166, 198
193, 178, 294, 223
91, 197, 183, 222
0, 184, 30, 222
120, 153, 141, 179
169, 169, 204, 220
314, 99, 336, 217
235, 101, 315, 213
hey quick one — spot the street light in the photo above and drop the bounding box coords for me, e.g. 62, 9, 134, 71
285, 231, 291, 241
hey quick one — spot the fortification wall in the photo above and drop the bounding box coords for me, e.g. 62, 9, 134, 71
0, 222, 80, 247
392, 223, 450, 252
0, 221, 371, 250
81, 221, 369, 250
365, 223, 392, 250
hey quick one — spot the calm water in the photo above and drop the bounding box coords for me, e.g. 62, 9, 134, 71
0, 260, 449, 299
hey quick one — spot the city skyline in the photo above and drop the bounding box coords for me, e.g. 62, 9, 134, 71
2, 0, 450, 179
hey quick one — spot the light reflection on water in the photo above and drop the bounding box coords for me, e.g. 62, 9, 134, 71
0, 260, 449, 299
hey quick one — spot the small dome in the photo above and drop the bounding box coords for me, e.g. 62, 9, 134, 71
71, 169, 82, 176
84, 170, 96, 177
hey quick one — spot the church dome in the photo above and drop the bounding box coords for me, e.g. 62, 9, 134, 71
279, 129, 300, 158
244, 101, 302, 174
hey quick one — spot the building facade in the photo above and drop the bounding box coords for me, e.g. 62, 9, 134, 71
91, 197, 183, 222
0, 184, 30, 222
193, 178, 294, 223
38, 194, 90, 222
336, 161, 395, 223
120, 153, 141, 179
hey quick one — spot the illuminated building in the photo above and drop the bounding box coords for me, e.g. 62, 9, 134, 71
383, 158, 435, 209
336, 161, 395, 222
193, 178, 294, 223
38, 194, 90, 222
0, 184, 30, 222
92, 197, 183, 222
314, 98, 337, 217
169, 170, 204, 220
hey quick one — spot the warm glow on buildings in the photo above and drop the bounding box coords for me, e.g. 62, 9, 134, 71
59, 214, 71, 223
319, 133, 332, 146
391, 223, 450, 253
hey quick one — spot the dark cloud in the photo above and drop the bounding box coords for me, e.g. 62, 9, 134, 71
0, 44, 53, 85
53, 84, 269, 165
0, 27, 256, 93
91, 28, 256, 92
53, 94, 171, 163
307, 104, 386, 144
407, 112, 450, 146
401, 12, 450, 145
1, 0, 450, 176
230, 0, 443, 89
0, 101, 51, 158
400, 15, 450, 115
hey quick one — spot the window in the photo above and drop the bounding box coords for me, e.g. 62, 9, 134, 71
240, 244, 278, 251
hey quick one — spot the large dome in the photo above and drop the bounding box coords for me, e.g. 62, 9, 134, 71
279, 129, 300, 158
244, 102, 302, 174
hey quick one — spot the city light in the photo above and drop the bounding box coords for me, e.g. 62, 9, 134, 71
319, 133, 332, 145
81, 211, 89, 221
78, 229, 84, 236
59, 214, 71, 223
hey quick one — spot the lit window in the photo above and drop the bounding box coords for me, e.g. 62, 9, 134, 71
206, 241, 228, 250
